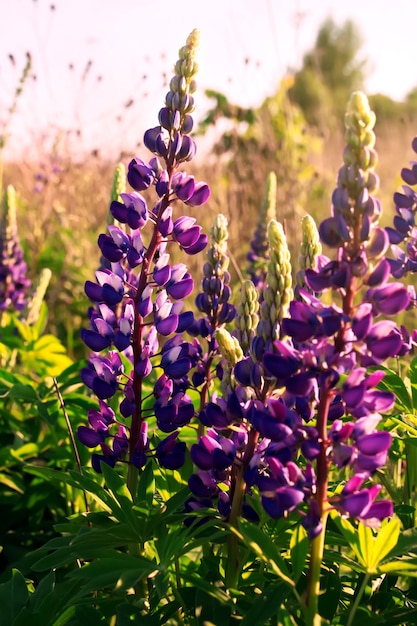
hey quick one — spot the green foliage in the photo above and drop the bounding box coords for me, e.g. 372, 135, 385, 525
289, 18, 367, 128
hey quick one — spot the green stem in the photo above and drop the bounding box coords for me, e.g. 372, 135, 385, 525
225, 427, 259, 588
346, 574, 370, 626
305, 512, 329, 626
305, 388, 331, 625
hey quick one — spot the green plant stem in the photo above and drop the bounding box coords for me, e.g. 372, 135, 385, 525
127, 178, 173, 500
346, 573, 370, 626
305, 388, 331, 625
225, 426, 259, 588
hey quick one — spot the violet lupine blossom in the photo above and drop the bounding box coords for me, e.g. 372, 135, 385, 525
0, 185, 31, 312
386, 136, 417, 304
247, 171, 277, 288
186, 93, 399, 539
78, 30, 210, 477
185, 214, 236, 435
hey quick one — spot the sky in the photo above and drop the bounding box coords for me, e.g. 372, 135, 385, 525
1, 0, 417, 160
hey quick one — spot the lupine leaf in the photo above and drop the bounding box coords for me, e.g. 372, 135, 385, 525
289, 523, 309, 582
0, 569, 29, 626
136, 460, 155, 507
68, 556, 159, 594
408, 357, 417, 408
241, 581, 290, 625
357, 522, 374, 570
371, 517, 401, 567
26, 570, 55, 613
375, 366, 412, 411
231, 521, 294, 586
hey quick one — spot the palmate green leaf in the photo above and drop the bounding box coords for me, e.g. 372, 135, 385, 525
354, 518, 401, 573
383, 525, 417, 558
378, 559, 417, 576
370, 517, 401, 568
331, 514, 402, 574
67, 556, 159, 595
22, 334, 73, 376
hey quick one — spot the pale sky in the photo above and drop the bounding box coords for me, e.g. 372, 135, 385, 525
1, 0, 416, 159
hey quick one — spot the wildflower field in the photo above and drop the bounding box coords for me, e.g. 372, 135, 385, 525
3, 26, 417, 626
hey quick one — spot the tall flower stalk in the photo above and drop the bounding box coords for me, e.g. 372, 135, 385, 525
79, 30, 210, 499
0, 185, 31, 318
187, 94, 406, 622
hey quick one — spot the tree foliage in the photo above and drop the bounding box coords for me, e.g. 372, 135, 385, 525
289, 18, 367, 129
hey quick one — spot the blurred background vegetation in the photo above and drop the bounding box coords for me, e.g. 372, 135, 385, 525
3, 16, 417, 359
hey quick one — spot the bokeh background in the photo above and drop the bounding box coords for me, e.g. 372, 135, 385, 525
2, 0, 417, 355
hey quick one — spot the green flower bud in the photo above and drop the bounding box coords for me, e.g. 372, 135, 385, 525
235, 279, 259, 355
257, 220, 293, 346
26, 268, 52, 325
110, 162, 126, 203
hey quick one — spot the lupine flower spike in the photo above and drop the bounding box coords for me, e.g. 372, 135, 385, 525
25, 268, 52, 325
0, 185, 31, 315
247, 171, 277, 288
295, 214, 321, 296
187, 95, 405, 604
78, 30, 211, 492
187, 213, 236, 435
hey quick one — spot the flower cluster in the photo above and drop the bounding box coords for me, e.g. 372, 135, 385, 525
386, 135, 417, 294
247, 171, 277, 288
186, 213, 236, 414
78, 30, 210, 477
186, 92, 400, 538
0, 185, 31, 313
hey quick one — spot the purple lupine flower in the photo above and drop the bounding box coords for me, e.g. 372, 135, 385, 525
0, 185, 31, 312
79, 30, 210, 479
185, 93, 397, 543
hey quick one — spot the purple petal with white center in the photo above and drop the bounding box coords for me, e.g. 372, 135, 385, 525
175, 176, 195, 202
163, 356, 191, 379
175, 225, 201, 248
167, 277, 194, 300
154, 264, 171, 286
156, 314, 179, 336
98, 234, 125, 262
81, 329, 112, 352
